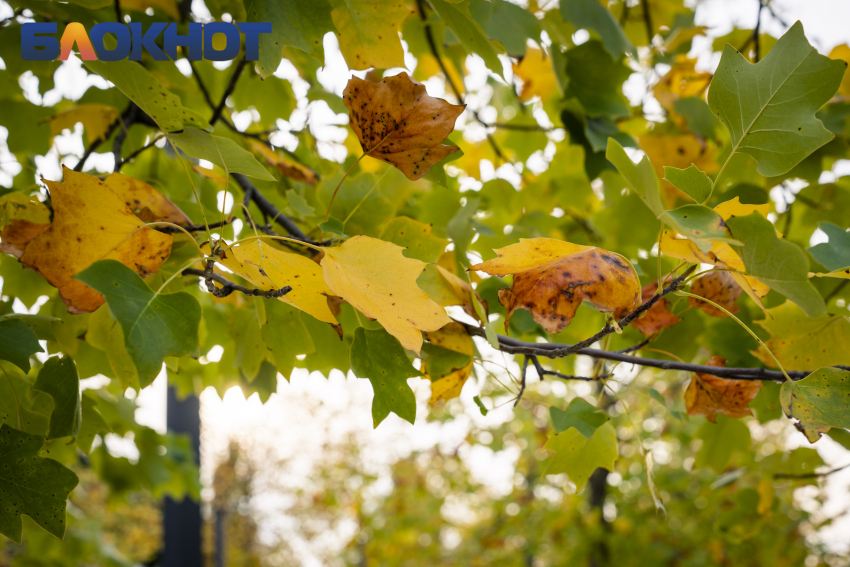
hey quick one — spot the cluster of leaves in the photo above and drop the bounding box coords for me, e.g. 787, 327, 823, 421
1, 0, 850, 559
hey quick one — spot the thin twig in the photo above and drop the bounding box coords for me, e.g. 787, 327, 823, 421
615, 338, 652, 354
641, 0, 654, 44
753, 0, 763, 62
210, 58, 247, 126
774, 462, 850, 480
514, 356, 531, 406
230, 173, 322, 244
155, 219, 231, 234
113, 0, 123, 22
117, 138, 160, 170
182, 263, 291, 298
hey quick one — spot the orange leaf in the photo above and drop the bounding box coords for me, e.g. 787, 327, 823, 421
0, 192, 51, 259
687, 271, 742, 317
343, 73, 464, 180
685, 355, 762, 422
19, 167, 173, 313
471, 238, 640, 334
103, 173, 192, 225
247, 140, 319, 186
614, 281, 681, 336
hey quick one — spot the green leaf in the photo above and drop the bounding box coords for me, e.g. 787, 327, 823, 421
350, 327, 421, 427
319, 217, 348, 238
470, 0, 542, 57
380, 217, 449, 264
0, 319, 42, 373
262, 300, 315, 381
664, 164, 712, 204
606, 139, 731, 252
76, 394, 110, 455
86, 305, 138, 390
727, 213, 826, 317
708, 22, 845, 177
713, 488, 763, 543
560, 0, 635, 60
420, 344, 471, 381
0, 423, 79, 544
809, 222, 850, 270
673, 97, 721, 140
544, 421, 617, 491
0, 369, 51, 436
695, 414, 751, 473
564, 41, 631, 118
244, 0, 336, 77
84, 59, 210, 132
231, 306, 267, 382
75, 260, 202, 387
550, 398, 609, 438
170, 128, 275, 181
749, 381, 782, 424
827, 428, 850, 451
33, 357, 81, 441
780, 367, 850, 442
585, 116, 634, 153
429, 0, 505, 79
286, 189, 315, 217
473, 395, 489, 416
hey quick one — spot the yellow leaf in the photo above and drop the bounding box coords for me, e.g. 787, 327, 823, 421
653, 56, 711, 112
417, 263, 479, 321
514, 46, 558, 102
753, 302, 850, 370
471, 238, 640, 334
423, 322, 474, 403
40, 104, 120, 146
19, 167, 173, 313
104, 173, 192, 225
212, 240, 339, 326
192, 164, 228, 183
639, 133, 718, 206
685, 355, 762, 422
320, 235, 451, 353
343, 73, 464, 180
247, 140, 318, 186
829, 44, 850, 97
330, 0, 409, 71
0, 192, 51, 259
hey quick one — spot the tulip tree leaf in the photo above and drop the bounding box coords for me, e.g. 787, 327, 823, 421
0, 319, 42, 373
550, 398, 609, 438
170, 128, 276, 181
33, 357, 81, 440
75, 260, 202, 387
607, 139, 733, 252
664, 164, 713, 204
429, 0, 506, 79
780, 367, 850, 443
560, 0, 635, 60
708, 22, 845, 177
0, 424, 79, 544
84, 59, 210, 132
564, 41, 632, 118
694, 414, 751, 473
727, 213, 825, 317
350, 327, 421, 428
544, 421, 617, 490
244, 0, 336, 77
809, 222, 850, 271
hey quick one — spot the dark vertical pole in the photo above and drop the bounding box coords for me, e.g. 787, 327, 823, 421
164, 385, 202, 567
215, 508, 226, 567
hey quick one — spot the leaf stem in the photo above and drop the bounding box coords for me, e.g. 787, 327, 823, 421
343, 166, 392, 225
674, 290, 791, 381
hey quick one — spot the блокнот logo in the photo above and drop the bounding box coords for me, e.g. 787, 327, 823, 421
21, 22, 271, 61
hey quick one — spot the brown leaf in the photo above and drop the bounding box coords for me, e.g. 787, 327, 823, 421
687, 271, 742, 317
470, 238, 640, 334
614, 281, 681, 336
0, 192, 51, 259
103, 173, 192, 225
685, 355, 762, 422
247, 140, 319, 186
343, 72, 464, 181
19, 167, 172, 313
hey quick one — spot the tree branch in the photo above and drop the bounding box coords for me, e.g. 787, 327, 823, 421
231, 173, 326, 245
210, 58, 247, 126
182, 263, 291, 298
459, 265, 835, 383
773, 462, 850, 480
155, 219, 231, 234
641, 0, 654, 44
